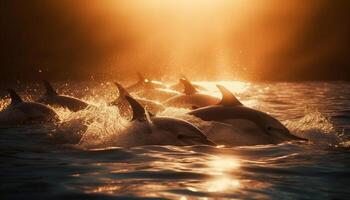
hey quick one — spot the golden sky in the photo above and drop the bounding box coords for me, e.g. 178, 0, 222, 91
2, 0, 350, 81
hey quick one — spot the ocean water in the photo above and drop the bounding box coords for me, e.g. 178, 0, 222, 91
0, 81, 350, 200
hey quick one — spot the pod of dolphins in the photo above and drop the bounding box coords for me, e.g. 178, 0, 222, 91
0, 73, 306, 147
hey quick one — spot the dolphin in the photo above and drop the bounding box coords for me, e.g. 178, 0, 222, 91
125, 73, 178, 102
111, 95, 216, 147
0, 89, 59, 126
170, 75, 206, 92
37, 80, 89, 112
126, 72, 168, 93
188, 85, 305, 146
110, 82, 165, 115
163, 78, 219, 109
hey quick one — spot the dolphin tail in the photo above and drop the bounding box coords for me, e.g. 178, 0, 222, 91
7, 89, 23, 106
125, 95, 153, 121
43, 80, 58, 96
180, 78, 197, 95
216, 85, 242, 106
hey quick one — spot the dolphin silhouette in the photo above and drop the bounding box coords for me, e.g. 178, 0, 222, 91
126, 72, 168, 93
163, 78, 219, 109
188, 85, 305, 146
110, 82, 165, 115
37, 80, 89, 112
125, 73, 177, 101
170, 75, 206, 92
0, 89, 59, 126
111, 95, 216, 147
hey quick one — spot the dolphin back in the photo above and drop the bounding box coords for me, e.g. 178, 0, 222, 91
38, 95, 88, 112
189, 105, 305, 145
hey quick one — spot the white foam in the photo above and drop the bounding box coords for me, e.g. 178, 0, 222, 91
284, 108, 344, 146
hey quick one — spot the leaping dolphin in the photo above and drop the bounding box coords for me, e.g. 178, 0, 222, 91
163, 78, 219, 109
37, 80, 89, 112
0, 89, 59, 126
110, 82, 165, 115
111, 95, 216, 147
188, 85, 305, 146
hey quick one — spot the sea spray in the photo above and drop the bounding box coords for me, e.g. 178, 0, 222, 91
284, 107, 343, 146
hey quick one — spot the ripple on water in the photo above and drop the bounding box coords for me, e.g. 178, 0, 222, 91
1, 81, 350, 199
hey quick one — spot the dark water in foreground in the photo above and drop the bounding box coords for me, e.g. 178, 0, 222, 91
1, 81, 350, 199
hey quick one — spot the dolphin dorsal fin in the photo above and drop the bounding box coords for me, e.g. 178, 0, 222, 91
43, 80, 58, 96
125, 95, 150, 121
7, 89, 23, 106
114, 82, 130, 98
179, 74, 188, 80
216, 85, 243, 106
180, 78, 197, 95
137, 72, 146, 83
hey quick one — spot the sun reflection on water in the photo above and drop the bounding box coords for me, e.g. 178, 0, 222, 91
207, 177, 240, 192
90, 185, 121, 194
208, 156, 241, 172
203, 156, 242, 194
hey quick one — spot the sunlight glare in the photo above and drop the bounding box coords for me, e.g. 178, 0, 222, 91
207, 177, 240, 192
209, 156, 241, 172
196, 81, 250, 95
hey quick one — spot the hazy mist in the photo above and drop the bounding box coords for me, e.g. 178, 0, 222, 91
1, 0, 350, 82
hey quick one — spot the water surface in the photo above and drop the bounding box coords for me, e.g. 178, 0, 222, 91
1, 81, 349, 199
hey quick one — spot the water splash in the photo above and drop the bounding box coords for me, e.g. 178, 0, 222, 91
284, 107, 343, 146
0, 98, 10, 111
2, 81, 350, 150
2, 81, 350, 200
